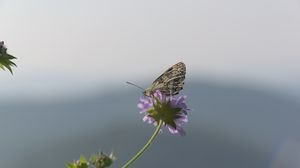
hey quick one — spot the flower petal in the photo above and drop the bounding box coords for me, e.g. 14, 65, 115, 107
143, 115, 155, 124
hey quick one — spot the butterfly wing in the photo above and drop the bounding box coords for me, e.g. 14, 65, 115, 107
144, 62, 186, 96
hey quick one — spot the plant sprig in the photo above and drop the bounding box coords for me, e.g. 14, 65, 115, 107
0, 41, 17, 74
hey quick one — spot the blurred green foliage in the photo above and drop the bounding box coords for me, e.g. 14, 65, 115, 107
0, 41, 17, 74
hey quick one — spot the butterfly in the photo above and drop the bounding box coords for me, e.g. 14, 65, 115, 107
143, 62, 186, 97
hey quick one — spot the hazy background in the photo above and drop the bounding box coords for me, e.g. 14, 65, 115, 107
0, 0, 300, 167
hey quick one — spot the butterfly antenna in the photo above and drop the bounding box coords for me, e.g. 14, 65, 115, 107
126, 81, 146, 91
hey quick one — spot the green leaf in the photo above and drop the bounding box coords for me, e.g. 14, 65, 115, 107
65, 155, 89, 168
79, 155, 88, 163
65, 163, 76, 168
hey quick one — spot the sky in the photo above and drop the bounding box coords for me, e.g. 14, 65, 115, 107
0, 0, 300, 101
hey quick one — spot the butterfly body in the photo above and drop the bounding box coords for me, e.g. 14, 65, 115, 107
144, 62, 186, 97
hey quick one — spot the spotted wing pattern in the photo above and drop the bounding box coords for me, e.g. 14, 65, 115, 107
144, 62, 186, 96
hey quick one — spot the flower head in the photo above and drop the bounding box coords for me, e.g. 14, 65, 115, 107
90, 151, 116, 168
137, 90, 189, 136
0, 41, 17, 74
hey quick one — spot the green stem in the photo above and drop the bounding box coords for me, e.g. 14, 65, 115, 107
121, 120, 163, 168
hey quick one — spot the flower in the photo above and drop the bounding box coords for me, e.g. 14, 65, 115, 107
90, 151, 116, 168
66, 152, 115, 168
137, 90, 189, 136
0, 41, 17, 74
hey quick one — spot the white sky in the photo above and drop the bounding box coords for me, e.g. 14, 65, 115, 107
0, 0, 300, 101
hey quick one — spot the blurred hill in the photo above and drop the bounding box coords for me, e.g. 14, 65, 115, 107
1, 80, 300, 168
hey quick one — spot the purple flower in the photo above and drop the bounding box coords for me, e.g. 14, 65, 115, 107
137, 90, 189, 136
